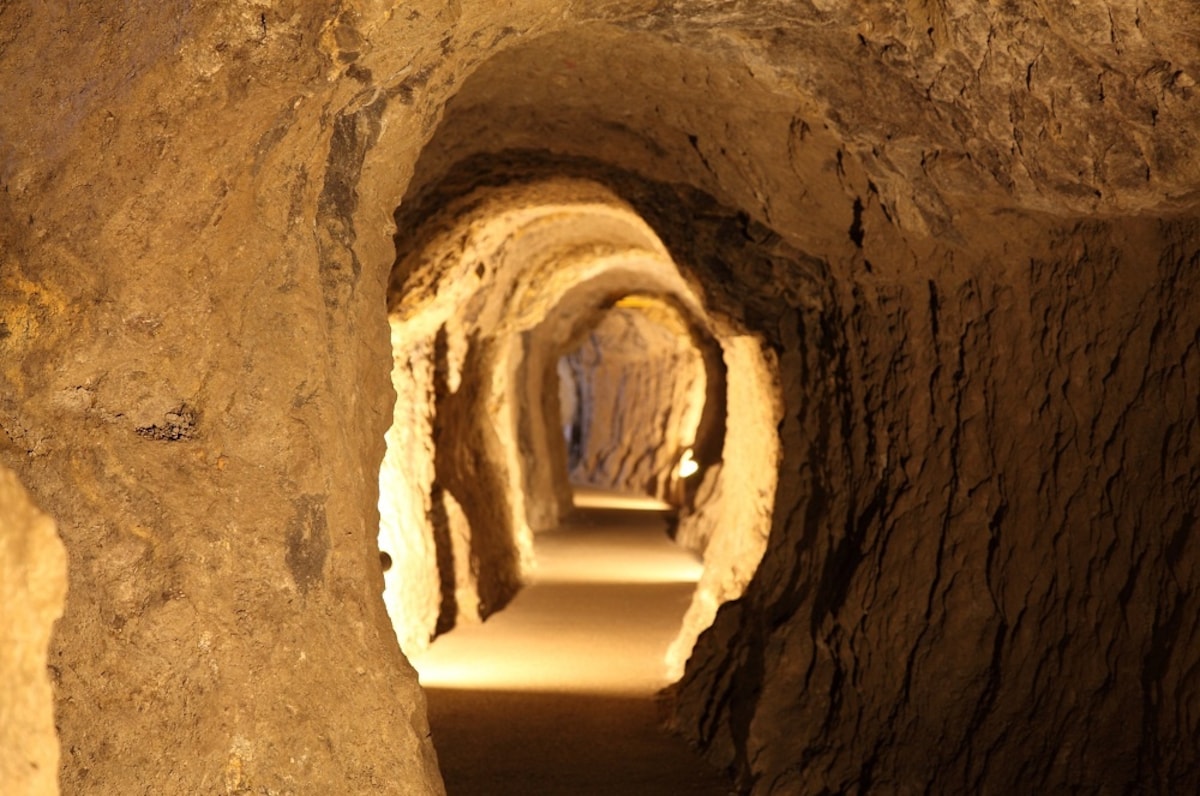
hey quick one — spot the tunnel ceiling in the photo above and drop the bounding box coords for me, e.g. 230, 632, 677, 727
387, 178, 706, 336
531, 277, 699, 358
393, 6, 1200, 251
7, 1, 1199, 257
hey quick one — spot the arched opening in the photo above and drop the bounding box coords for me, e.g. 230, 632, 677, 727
376, 176, 780, 658
352, 24, 832, 792
555, 294, 713, 507
512, 276, 729, 534
372, 172, 784, 789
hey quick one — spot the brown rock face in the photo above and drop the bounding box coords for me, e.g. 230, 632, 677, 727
673, 216, 1200, 793
1, 2, 444, 793
2, 1, 1197, 794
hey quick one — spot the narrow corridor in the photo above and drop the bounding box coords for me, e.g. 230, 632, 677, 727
410, 489, 734, 795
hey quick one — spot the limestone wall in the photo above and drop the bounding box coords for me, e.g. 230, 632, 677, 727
673, 217, 1200, 793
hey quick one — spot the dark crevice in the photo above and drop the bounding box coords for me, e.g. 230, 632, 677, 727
849, 197, 865, 248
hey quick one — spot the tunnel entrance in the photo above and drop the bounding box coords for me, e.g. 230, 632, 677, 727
375, 178, 780, 665
372, 175, 782, 791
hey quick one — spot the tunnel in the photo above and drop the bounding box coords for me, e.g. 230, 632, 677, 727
375, 175, 779, 686
2, 2, 1198, 795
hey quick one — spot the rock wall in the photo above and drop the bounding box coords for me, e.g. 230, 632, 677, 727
377, 325, 471, 655
674, 216, 1200, 793
0, 465, 67, 796
0, 2, 445, 792
667, 335, 782, 680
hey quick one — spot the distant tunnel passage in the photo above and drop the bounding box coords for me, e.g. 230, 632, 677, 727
559, 297, 713, 506
375, 179, 781, 696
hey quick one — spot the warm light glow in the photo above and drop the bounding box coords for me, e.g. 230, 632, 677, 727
532, 533, 703, 586
410, 504, 703, 695
411, 621, 670, 695
614, 294, 660, 309
571, 486, 672, 512
677, 448, 699, 478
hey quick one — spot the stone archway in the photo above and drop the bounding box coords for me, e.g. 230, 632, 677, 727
376, 178, 783, 675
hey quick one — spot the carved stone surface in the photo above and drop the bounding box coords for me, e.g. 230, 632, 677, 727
2, 1, 1196, 793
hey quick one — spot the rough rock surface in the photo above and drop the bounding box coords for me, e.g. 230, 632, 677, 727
672, 215, 1200, 793
667, 335, 782, 680
2, 1, 1198, 793
0, 465, 67, 796
1, 2, 446, 792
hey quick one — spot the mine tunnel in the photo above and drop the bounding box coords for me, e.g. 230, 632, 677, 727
2, 3, 1198, 795
376, 174, 776, 673
373, 174, 767, 789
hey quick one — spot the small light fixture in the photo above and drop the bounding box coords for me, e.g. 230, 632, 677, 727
677, 448, 699, 479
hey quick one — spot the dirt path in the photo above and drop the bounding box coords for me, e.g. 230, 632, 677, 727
411, 491, 735, 795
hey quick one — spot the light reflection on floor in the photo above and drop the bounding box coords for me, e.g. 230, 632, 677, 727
569, 485, 674, 512
409, 489, 701, 695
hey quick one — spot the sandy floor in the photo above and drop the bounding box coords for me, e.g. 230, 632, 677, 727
411, 489, 735, 795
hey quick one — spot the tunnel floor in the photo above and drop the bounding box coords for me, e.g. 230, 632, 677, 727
410, 489, 735, 795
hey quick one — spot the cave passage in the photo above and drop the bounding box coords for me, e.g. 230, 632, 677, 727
559, 297, 710, 505
410, 488, 732, 795
4, 5, 1198, 794
378, 187, 753, 789
377, 178, 782, 684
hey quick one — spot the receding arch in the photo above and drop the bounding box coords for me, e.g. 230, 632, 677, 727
547, 293, 713, 505
376, 175, 784, 681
